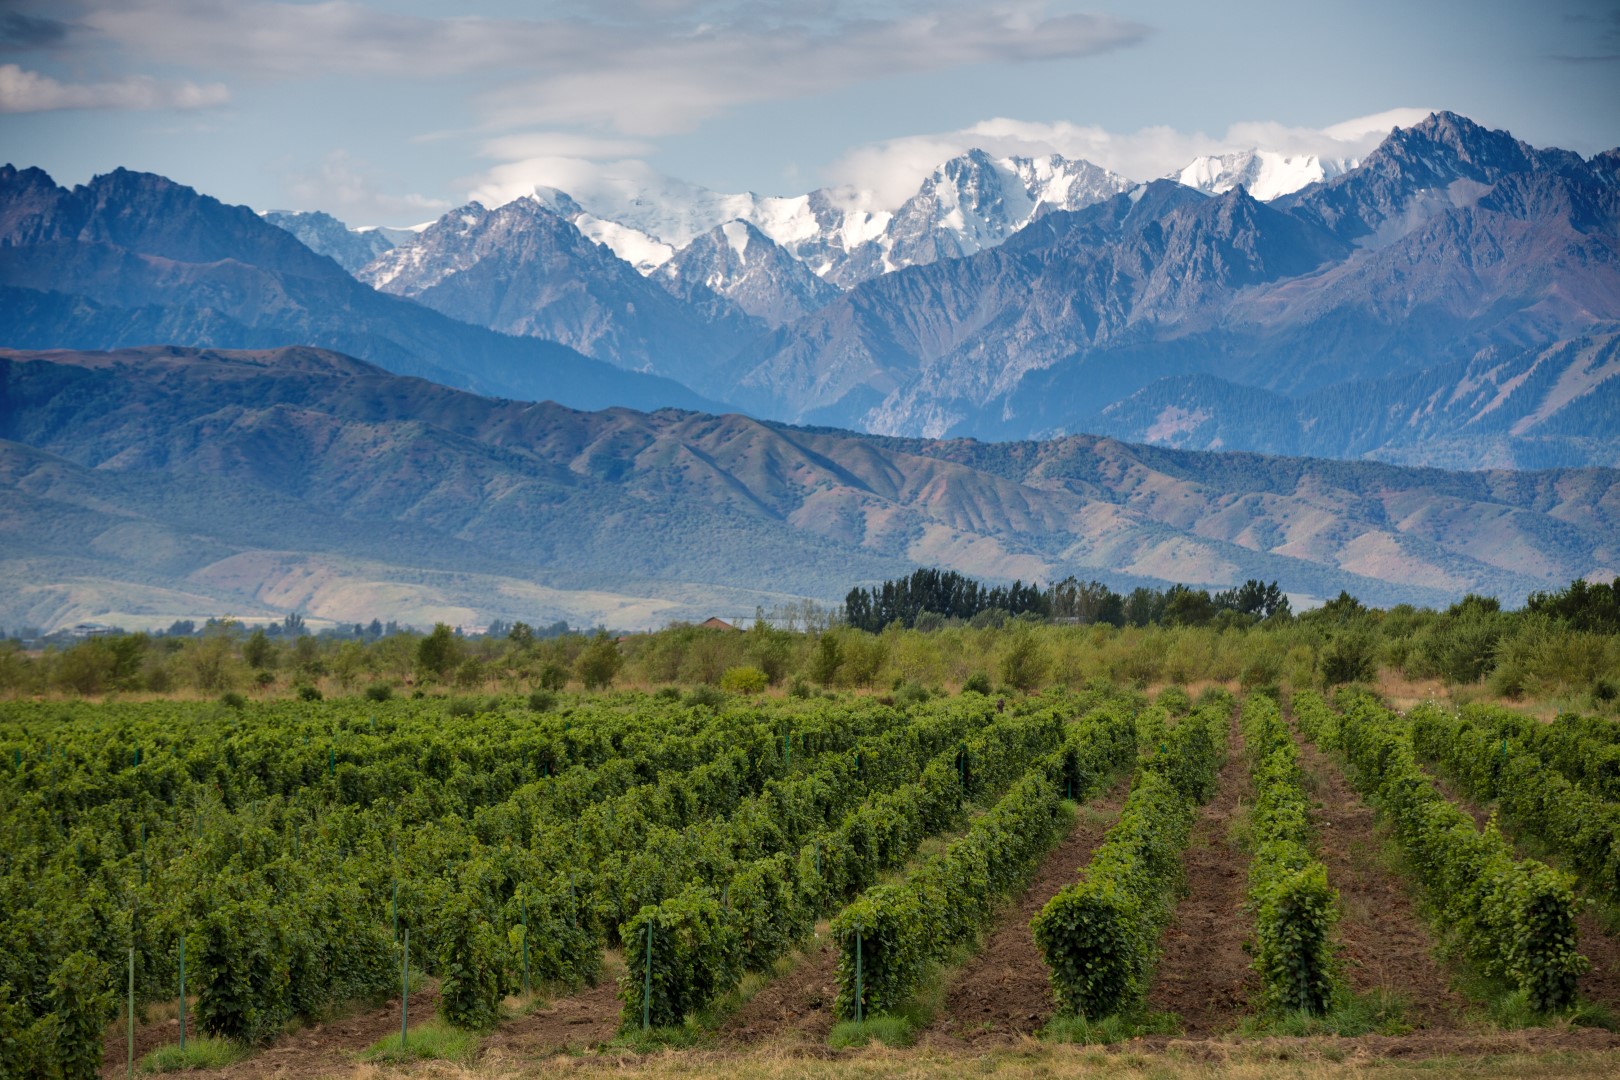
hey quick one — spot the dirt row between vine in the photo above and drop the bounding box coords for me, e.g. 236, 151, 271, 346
919, 773, 1134, 1045
101, 981, 442, 1080
1143, 707, 1257, 1035
1288, 725, 1468, 1029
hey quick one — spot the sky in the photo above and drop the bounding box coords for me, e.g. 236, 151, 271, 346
2, 0, 1618, 225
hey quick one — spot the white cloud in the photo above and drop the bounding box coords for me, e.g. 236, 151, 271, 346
0, 62, 228, 112
826, 109, 1438, 207
478, 132, 657, 162
77, 1, 1149, 136
281, 149, 450, 225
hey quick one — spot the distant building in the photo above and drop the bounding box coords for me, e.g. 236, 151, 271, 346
699, 617, 740, 631
69, 623, 118, 638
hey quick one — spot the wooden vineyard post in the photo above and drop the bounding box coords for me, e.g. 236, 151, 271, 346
178, 934, 186, 1050
642, 921, 653, 1031
126, 947, 134, 1079
400, 928, 409, 1050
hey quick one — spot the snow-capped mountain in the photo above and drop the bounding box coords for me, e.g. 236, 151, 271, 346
262, 210, 427, 272
655, 220, 842, 328
356, 196, 758, 389
1169, 150, 1357, 201
526, 151, 1133, 289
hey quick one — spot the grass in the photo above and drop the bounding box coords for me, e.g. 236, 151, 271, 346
358, 1018, 478, 1064
140, 1036, 248, 1072
1040, 1008, 1180, 1044
1238, 989, 1412, 1038
828, 1014, 918, 1049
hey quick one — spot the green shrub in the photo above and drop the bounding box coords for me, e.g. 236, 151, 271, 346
219, 691, 246, 710
962, 672, 992, 695
527, 689, 556, 712
363, 682, 393, 702
296, 684, 322, 702
719, 666, 769, 694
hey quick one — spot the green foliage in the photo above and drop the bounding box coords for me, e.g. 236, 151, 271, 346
718, 666, 769, 694
360, 1018, 477, 1064
962, 672, 992, 695
435, 890, 506, 1031
619, 889, 740, 1029
1408, 702, 1620, 903
1241, 695, 1338, 1015
832, 703, 1140, 1019
999, 628, 1050, 692
1297, 690, 1588, 1011
416, 623, 461, 682
575, 633, 623, 691
1032, 702, 1226, 1019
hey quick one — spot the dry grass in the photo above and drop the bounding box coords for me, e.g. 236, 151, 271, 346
337, 1042, 1620, 1080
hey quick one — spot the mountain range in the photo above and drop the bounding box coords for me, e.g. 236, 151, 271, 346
4, 345, 1616, 632
3, 111, 1618, 629
254, 113, 1620, 467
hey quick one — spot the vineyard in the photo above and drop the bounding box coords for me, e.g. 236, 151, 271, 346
3, 683, 1620, 1078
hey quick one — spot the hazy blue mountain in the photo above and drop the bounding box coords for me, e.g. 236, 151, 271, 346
0, 165, 718, 414
4, 345, 1618, 631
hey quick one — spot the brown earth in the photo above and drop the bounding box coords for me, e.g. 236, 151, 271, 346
720, 930, 841, 1045
480, 975, 624, 1061
106, 982, 441, 1080
1145, 709, 1258, 1035
1290, 727, 1467, 1028
921, 774, 1132, 1045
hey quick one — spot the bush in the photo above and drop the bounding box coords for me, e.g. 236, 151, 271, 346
719, 665, 769, 694
296, 684, 322, 702
527, 689, 556, 712
537, 662, 569, 691
219, 691, 246, 710
962, 672, 992, 695
619, 889, 740, 1029
446, 697, 477, 718
685, 685, 728, 710
364, 682, 393, 702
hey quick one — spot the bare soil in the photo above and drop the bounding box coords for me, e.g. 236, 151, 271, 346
921, 774, 1132, 1045
1145, 709, 1259, 1035
480, 975, 624, 1061
111, 982, 441, 1080
720, 931, 841, 1045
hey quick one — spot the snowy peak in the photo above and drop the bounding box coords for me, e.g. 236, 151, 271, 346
263, 209, 427, 273
1171, 150, 1356, 201
656, 219, 840, 327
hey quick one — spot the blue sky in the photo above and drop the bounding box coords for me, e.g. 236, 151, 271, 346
2, 0, 1617, 223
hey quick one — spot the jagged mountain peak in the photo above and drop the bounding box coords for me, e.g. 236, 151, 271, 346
656, 218, 840, 328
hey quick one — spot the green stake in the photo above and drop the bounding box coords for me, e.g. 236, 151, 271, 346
126, 947, 134, 1079
401, 928, 409, 1050
520, 892, 531, 995
855, 930, 864, 1024
392, 881, 399, 941
328, 747, 335, 776
178, 935, 186, 1050
642, 921, 653, 1031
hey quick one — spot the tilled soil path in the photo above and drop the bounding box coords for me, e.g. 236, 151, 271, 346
480, 975, 624, 1062
922, 774, 1132, 1045
719, 930, 840, 1045
1431, 774, 1620, 1011
1290, 727, 1467, 1029
103, 990, 440, 1080
1145, 709, 1257, 1035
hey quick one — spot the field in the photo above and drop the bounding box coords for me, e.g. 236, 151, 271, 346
3, 682, 1620, 1080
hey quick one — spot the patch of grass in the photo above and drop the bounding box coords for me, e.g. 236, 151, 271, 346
611, 1022, 712, 1052
1040, 1009, 1180, 1044
1239, 989, 1412, 1037
359, 1018, 477, 1064
140, 1036, 248, 1072
828, 1013, 918, 1049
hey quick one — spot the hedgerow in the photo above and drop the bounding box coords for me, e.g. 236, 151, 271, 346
829, 703, 1137, 1019
1031, 700, 1228, 1019
1294, 690, 1587, 1011
1241, 695, 1338, 1014
1408, 701, 1620, 902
